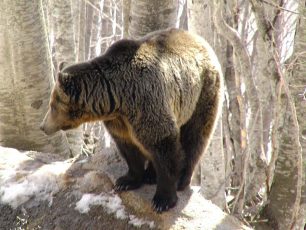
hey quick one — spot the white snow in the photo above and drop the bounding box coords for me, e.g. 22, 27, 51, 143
75, 193, 155, 228
129, 214, 155, 228
0, 146, 72, 208
0, 147, 154, 228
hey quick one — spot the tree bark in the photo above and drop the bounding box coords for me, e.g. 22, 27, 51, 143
213, 0, 265, 215
76, 0, 86, 62
258, 1, 305, 228
122, 0, 131, 37
51, 0, 83, 157
187, 0, 227, 209
0, 0, 70, 156
88, 0, 102, 58
128, 0, 179, 38
262, 92, 303, 229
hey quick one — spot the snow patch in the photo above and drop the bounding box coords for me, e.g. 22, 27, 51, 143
76, 193, 155, 228
0, 147, 72, 208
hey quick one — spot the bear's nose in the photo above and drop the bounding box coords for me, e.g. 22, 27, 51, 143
39, 123, 44, 132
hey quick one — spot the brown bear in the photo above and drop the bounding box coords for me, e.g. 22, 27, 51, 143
40, 28, 224, 213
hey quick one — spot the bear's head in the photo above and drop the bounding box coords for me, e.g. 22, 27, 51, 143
40, 63, 86, 135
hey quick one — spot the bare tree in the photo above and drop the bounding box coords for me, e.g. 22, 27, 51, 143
187, 0, 227, 209
258, 1, 305, 228
289, 2, 306, 227
0, 0, 70, 156
211, 1, 304, 229
50, 0, 83, 156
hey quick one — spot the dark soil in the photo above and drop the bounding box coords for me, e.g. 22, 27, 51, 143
0, 190, 152, 230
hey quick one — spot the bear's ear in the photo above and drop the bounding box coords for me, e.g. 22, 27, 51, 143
59, 62, 69, 71
57, 72, 70, 87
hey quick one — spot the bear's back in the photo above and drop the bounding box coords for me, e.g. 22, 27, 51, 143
96, 29, 221, 126
136, 29, 217, 125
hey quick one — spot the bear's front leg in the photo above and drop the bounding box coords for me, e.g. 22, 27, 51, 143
112, 137, 146, 191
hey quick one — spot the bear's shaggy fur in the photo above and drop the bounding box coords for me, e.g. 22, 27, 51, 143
40, 28, 224, 212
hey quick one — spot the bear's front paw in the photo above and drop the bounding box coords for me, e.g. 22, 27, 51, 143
143, 167, 156, 184
177, 169, 191, 191
151, 193, 178, 213
114, 174, 142, 191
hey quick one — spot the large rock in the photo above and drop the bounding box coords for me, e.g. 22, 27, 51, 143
0, 146, 251, 229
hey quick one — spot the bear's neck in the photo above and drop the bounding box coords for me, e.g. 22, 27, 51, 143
85, 60, 119, 118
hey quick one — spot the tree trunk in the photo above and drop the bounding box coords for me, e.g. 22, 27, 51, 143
88, 0, 102, 58
0, 0, 70, 156
76, 0, 86, 62
51, 0, 83, 157
122, 0, 131, 37
259, 1, 305, 228
260, 79, 303, 229
100, 0, 115, 53
128, 0, 179, 38
290, 2, 306, 227
213, 0, 265, 215
187, 0, 227, 209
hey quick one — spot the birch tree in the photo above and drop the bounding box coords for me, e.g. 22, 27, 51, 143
50, 0, 83, 156
289, 2, 306, 227
127, 0, 179, 38
258, 1, 305, 228
187, 0, 227, 209
0, 0, 70, 156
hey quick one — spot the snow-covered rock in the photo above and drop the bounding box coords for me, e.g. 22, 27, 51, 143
0, 146, 251, 229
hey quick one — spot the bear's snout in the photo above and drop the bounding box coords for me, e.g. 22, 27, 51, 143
39, 122, 49, 135
39, 118, 58, 135
39, 123, 45, 132
40, 122, 57, 135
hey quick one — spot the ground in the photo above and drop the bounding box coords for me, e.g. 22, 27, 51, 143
0, 146, 251, 230
0, 191, 149, 230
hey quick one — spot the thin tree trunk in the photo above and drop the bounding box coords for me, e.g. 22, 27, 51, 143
85, 2, 94, 60
178, 0, 187, 29
100, 0, 114, 53
88, 0, 102, 58
0, 0, 70, 156
122, 0, 131, 37
77, 0, 86, 62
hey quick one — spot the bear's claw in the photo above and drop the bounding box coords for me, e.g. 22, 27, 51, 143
114, 175, 142, 192
151, 193, 177, 213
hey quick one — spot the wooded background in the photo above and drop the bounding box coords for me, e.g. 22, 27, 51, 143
0, 0, 305, 229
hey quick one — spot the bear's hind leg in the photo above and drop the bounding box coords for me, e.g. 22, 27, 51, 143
178, 122, 206, 191
178, 84, 221, 191
112, 137, 146, 191
148, 134, 182, 212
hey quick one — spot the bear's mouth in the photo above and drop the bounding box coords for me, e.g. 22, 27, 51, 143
61, 125, 73, 131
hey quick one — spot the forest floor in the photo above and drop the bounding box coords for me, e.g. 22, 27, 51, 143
0, 146, 250, 230
0, 190, 149, 230
0, 146, 151, 230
